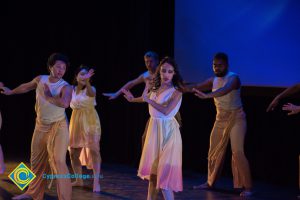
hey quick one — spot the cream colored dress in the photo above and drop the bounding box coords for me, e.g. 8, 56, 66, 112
138, 87, 183, 192
69, 87, 101, 169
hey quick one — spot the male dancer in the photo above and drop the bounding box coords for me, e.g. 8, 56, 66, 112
103, 51, 159, 100
1, 53, 72, 200
189, 52, 252, 197
103, 51, 159, 147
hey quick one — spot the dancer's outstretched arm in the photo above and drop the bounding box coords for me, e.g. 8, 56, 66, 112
103, 74, 145, 100
193, 75, 240, 99
184, 77, 213, 93
267, 83, 300, 112
1, 76, 40, 95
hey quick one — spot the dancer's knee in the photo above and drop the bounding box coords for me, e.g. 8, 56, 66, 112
54, 156, 67, 170
232, 150, 245, 160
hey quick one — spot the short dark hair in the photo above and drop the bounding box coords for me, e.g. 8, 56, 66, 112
214, 52, 228, 65
47, 53, 70, 68
144, 51, 159, 61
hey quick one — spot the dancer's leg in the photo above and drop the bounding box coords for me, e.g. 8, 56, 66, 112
230, 115, 252, 196
0, 112, 5, 174
194, 120, 227, 189
147, 174, 159, 200
0, 145, 5, 174
13, 122, 50, 200
69, 148, 83, 186
90, 148, 101, 192
161, 189, 174, 200
51, 122, 72, 200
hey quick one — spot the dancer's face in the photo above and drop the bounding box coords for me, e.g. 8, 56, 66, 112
144, 56, 159, 72
49, 60, 67, 79
213, 58, 228, 77
76, 69, 89, 86
160, 62, 175, 85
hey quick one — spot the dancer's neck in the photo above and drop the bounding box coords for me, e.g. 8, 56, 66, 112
48, 75, 61, 83
160, 83, 173, 90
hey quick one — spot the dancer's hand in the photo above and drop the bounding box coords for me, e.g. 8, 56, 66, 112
0, 82, 5, 94
122, 89, 135, 102
81, 69, 95, 82
266, 97, 279, 112
282, 103, 300, 115
193, 88, 208, 99
103, 92, 119, 100
44, 84, 52, 98
1, 86, 13, 95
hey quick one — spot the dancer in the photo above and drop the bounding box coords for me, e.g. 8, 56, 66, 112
190, 52, 253, 197
267, 83, 300, 199
103, 51, 160, 148
103, 51, 159, 100
1, 53, 72, 200
0, 82, 5, 174
0, 112, 6, 174
68, 65, 102, 192
0, 111, 4, 174
123, 57, 184, 200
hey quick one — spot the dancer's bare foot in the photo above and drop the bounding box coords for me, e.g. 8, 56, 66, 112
93, 180, 101, 192
240, 189, 254, 197
12, 193, 32, 199
0, 164, 6, 174
71, 180, 84, 187
193, 182, 213, 190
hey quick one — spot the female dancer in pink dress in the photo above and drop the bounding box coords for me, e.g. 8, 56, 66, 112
123, 57, 184, 200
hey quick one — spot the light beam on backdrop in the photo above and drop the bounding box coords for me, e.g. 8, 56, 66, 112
175, 0, 300, 87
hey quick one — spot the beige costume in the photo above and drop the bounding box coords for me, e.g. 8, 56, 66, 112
25, 75, 71, 200
207, 72, 252, 189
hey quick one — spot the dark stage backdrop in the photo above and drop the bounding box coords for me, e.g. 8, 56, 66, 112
0, 0, 175, 159
0, 1, 299, 188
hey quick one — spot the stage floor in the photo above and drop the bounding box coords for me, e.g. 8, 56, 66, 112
0, 160, 298, 200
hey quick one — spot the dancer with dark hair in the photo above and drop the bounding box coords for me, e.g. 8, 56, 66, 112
103, 51, 160, 149
1, 53, 72, 200
68, 65, 102, 192
103, 51, 159, 100
189, 52, 253, 197
123, 57, 184, 200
